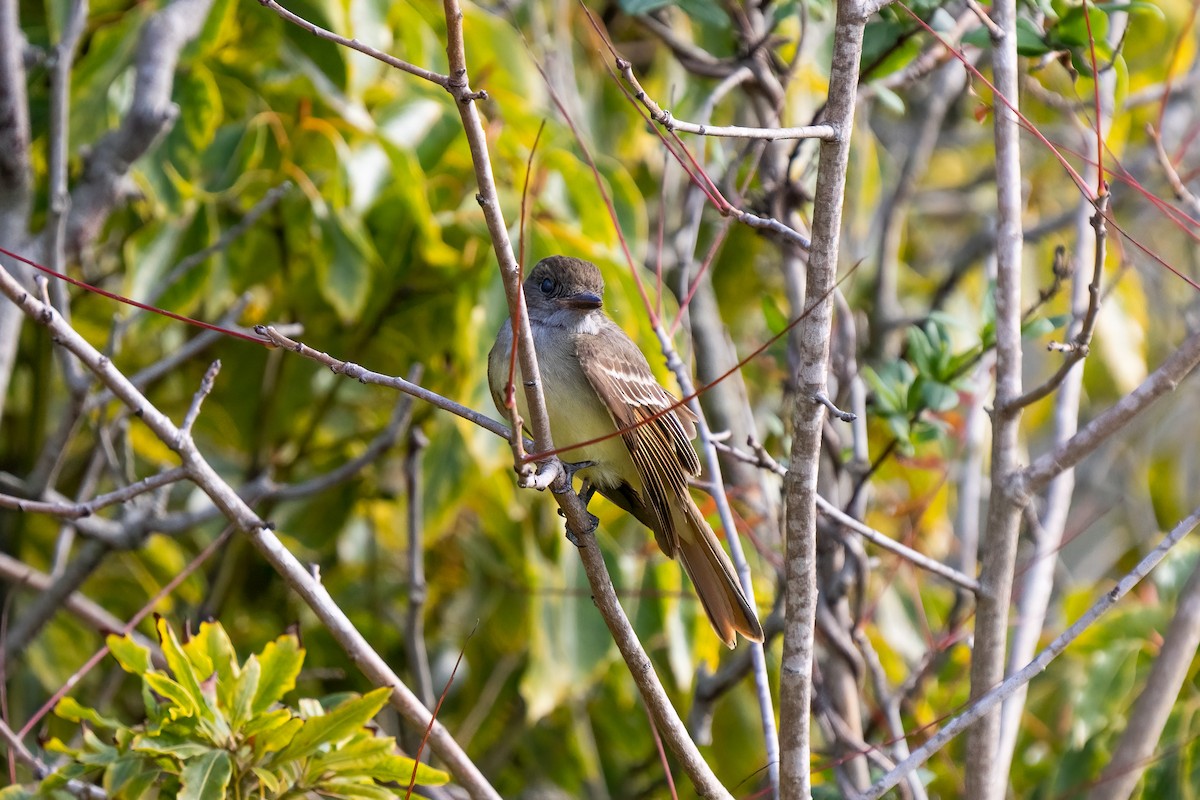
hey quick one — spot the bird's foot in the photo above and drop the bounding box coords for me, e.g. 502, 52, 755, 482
565, 512, 599, 547
551, 459, 596, 494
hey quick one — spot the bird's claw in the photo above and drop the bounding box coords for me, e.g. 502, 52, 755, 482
551, 459, 596, 494
565, 512, 599, 547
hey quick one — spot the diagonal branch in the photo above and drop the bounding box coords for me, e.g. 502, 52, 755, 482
864, 504, 1200, 799
0, 260, 502, 800
1019, 326, 1200, 495
256, 0, 450, 87
65, 0, 214, 253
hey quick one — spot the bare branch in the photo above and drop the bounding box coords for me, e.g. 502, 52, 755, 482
2, 537, 123, 659
439, 0, 731, 791
1093, 554, 1200, 800
864, 504, 1200, 799
0, 467, 187, 519
0, 552, 161, 661
0, 0, 31, 223
178, 360, 220, 441
1004, 192, 1109, 411
816, 496, 981, 594
1149, 123, 1200, 217
1020, 327, 1200, 495
258, 326, 511, 439
780, 0, 868, 794
0, 260, 502, 800
0, 718, 107, 799
655, 323, 779, 797
85, 297, 266, 412
66, 0, 215, 253
256, 0, 450, 87
613, 55, 835, 141
964, 0, 1028, 789
405, 426, 435, 712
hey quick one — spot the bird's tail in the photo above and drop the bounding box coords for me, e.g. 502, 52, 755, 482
677, 498, 765, 648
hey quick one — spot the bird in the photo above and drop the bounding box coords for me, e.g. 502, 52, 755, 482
488, 255, 764, 648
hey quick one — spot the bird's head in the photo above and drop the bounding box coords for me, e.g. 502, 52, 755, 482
523, 256, 605, 326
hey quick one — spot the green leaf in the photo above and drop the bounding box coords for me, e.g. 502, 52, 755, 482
905, 325, 936, 374
920, 380, 960, 413
306, 732, 392, 777
131, 731, 214, 760
242, 707, 293, 739
1094, 0, 1165, 18
41, 760, 98, 791
1015, 16, 1054, 55
861, 19, 923, 77
229, 653, 261, 732
1021, 316, 1056, 339
252, 633, 305, 715
254, 717, 304, 758
54, 697, 123, 730
102, 753, 158, 798
885, 414, 912, 448
182, 622, 234, 690
178, 749, 232, 800
761, 295, 789, 336
107, 633, 153, 675
271, 687, 392, 763
156, 618, 209, 717
78, 729, 118, 767
309, 781, 396, 799
143, 672, 200, 719
965, 17, 1053, 56
675, 0, 729, 26
360, 751, 451, 786
1048, 4, 1108, 48
250, 766, 281, 793
171, 65, 223, 156
617, 0, 673, 14
317, 211, 379, 323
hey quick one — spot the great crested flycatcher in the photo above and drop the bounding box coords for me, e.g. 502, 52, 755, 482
488, 255, 764, 647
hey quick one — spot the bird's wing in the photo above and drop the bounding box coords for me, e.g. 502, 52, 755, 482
575, 321, 701, 554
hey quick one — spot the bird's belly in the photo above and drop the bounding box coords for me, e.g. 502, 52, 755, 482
517, 339, 639, 492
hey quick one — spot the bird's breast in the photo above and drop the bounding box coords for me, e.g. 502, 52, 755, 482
525, 329, 639, 492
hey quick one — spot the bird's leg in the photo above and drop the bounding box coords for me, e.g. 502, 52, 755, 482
555, 468, 600, 547
551, 459, 596, 495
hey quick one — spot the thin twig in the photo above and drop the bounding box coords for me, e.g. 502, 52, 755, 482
0, 467, 188, 519
817, 496, 981, 594
256, 0, 451, 87
1019, 326, 1200, 495
613, 53, 835, 141
1004, 191, 1110, 411
0, 259, 502, 800
0, 718, 107, 798
863, 504, 1200, 799
0, 553, 162, 663
656, 325, 780, 799
178, 360, 220, 441
257, 326, 512, 441
1148, 123, 1200, 217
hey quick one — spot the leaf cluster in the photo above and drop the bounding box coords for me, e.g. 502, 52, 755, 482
5, 619, 446, 800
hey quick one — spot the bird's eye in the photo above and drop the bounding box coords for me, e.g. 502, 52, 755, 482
539, 277, 555, 295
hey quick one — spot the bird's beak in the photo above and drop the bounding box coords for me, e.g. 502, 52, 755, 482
562, 291, 602, 310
